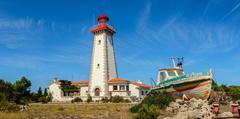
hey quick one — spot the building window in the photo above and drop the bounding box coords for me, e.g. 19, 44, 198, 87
113, 85, 118, 90
97, 64, 100, 69
120, 85, 125, 90
141, 91, 144, 95
126, 85, 129, 91
145, 91, 148, 94
98, 40, 101, 45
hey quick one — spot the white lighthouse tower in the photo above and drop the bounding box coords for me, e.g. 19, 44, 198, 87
88, 14, 118, 98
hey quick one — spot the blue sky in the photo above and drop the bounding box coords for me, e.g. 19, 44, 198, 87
0, 0, 240, 91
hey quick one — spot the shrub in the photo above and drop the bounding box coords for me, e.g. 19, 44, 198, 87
0, 93, 7, 102
134, 104, 160, 119
86, 94, 92, 103
123, 99, 131, 103
0, 102, 20, 112
110, 96, 124, 103
130, 90, 175, 113
71, 97, 83, 103
101, 97, 109, 103
38, 96, 48, 104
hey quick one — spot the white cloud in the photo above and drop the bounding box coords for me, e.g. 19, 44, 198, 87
0, 17, 45, 49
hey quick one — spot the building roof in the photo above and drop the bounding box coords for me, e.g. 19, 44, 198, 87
130, 82, 151, 89
71, 82, 80, 85
91, 24, 116, 34
49, 79, 151, 89
108, 78, 130, 83
98, 13, 109, 21
79, 80, 89, 84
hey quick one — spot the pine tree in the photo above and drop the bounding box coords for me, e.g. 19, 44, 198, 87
44, 88, 48, 96
37, 87, 42, 97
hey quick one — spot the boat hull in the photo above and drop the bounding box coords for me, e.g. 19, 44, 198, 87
154, 78, 212, 100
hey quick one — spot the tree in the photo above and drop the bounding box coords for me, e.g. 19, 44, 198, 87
37, 87, 42, 97
0, 79, 14, 101
13, 76, 31, 104
44, 88, 48, 96
59, 80, 79, 96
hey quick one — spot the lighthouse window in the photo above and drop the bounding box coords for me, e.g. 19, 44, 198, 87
97, 64, 100, 68
98, 40, 101, 45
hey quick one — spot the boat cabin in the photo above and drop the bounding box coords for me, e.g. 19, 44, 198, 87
157, 68, 184, 83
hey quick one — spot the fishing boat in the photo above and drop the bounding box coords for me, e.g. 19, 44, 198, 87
152, 57, 213, 100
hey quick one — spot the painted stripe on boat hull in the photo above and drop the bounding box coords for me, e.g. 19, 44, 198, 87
155, 79, 212, 100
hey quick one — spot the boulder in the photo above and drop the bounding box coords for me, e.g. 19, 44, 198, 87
162, 98, 214, 119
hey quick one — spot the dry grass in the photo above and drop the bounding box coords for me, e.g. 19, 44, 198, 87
0, 103, 134, 119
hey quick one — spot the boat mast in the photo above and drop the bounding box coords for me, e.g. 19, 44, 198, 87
170, 57, 177, 68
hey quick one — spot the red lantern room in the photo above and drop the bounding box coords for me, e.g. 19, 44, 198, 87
91, 13, 115, 34
98, 14, 109, 22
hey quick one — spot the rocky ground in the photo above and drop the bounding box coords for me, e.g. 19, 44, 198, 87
161, 98, 237, 119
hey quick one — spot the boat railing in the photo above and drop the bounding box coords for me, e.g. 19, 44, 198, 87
186, 72, 210, 77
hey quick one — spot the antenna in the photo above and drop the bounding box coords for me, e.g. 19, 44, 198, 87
170, 57, 177, 67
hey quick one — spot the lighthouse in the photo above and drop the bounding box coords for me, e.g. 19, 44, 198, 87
88, 14, 118, 98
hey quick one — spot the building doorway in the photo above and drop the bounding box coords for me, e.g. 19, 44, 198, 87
95, 88, 100, 96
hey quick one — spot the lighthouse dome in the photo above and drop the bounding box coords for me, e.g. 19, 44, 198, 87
98, 14, 109, 21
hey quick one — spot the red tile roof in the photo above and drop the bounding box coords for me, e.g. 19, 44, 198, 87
91, 24, 116, 34
130, 82, 151, 89
108, 78, 130, 83
71, 80, 89, 85
79, 80, 89, 84
71, 82, 80, 85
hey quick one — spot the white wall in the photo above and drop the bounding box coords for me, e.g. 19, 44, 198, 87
89, 32, 109, 97
89, 30, 117, 98
48, 83, 62, 101
129, 84, 139, 98
106, 34, 118, 80
80, 86, 88, 96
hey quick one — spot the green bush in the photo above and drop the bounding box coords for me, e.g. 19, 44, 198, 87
38, 96, 48, 104
101, 97, 109, 103
123, 99, 131, 103
71, 97, 83, 103
0, 102, 20, 112
130, 90, 175, 113
86, 94, 92, 103
110, 96, 124, 103
0, 93, 7, 102
134, 104, 160, 119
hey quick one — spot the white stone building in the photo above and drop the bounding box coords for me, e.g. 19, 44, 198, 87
48, 14, 151, 102
48, 78, 150, 101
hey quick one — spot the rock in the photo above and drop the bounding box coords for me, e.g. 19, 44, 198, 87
162, 98, 214, 119
163, 117, 172, 119
174, 112, 189, 119
176, 99, 184, 105
220, 112, 233, 117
